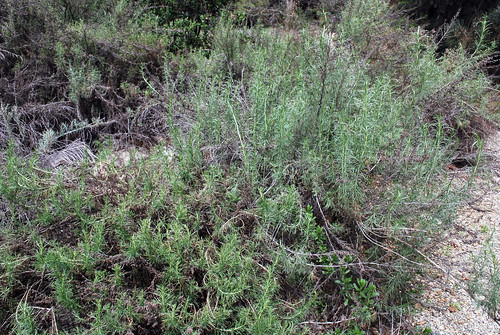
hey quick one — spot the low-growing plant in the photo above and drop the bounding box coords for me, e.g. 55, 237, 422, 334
0, 238, 24, 301
469, 231, 500, 320
12, 295, 38, 335
0, 0, 497, 334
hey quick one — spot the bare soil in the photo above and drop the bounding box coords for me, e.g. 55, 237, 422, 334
413, 130, 500, 334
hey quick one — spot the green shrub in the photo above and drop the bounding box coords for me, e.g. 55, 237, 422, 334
469, 233, 500, 320
0, 0, 497, 334
141, 0, 233, 51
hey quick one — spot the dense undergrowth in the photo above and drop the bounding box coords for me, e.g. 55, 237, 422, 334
0, 0, 498, 334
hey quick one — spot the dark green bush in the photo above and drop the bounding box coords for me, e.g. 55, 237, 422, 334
144, 0, 233, 50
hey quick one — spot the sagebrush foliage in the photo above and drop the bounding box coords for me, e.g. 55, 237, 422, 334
0, 0, 498, 334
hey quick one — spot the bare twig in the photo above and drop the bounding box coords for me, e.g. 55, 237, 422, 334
307, 262, 414, 270
267, 233, 353, 257
55, 119, 118, 139
294, 317, 357, 330
356, 221, 426, 267
315, 195, 358, 255
391, 233, 462, 286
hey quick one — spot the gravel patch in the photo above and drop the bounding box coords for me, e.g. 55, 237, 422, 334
412, 130, 500, 335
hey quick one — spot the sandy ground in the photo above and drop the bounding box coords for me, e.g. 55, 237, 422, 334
412, 130, 500, 335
